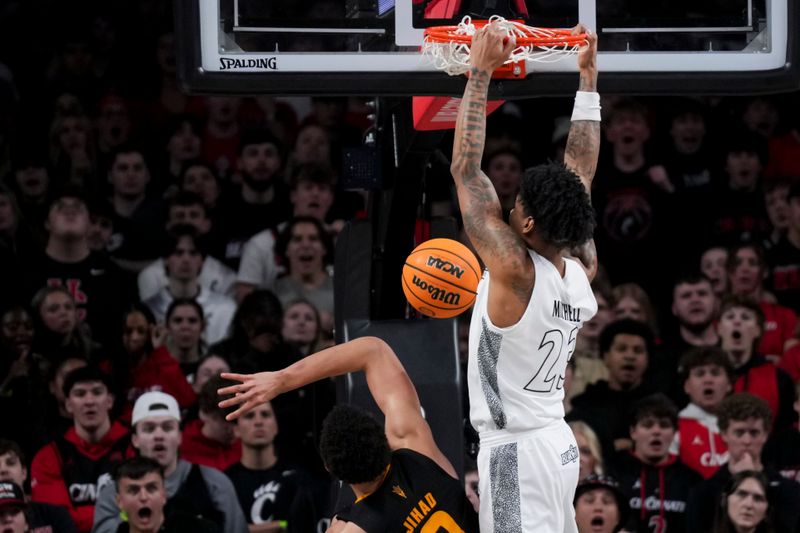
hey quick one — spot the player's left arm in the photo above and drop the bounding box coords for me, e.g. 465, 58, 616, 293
219, 337, 457, 478
563, 24, 600, 282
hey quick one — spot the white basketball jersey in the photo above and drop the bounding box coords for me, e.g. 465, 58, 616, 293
467, 249, 597, 434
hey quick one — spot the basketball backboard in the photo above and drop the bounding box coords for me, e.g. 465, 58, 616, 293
175, 0, 800, 97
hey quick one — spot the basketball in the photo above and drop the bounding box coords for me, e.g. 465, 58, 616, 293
402, 238, 482, 318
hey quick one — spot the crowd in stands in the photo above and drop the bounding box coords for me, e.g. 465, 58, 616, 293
1, 1, 800, 532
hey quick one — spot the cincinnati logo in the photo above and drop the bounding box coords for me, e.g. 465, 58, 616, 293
68, 483, 99, 503
412, 275, 460, 305
560, 444, 578, 465
426, 256, 465, 278
219, 57, 277, 70
251, 481, 281, 523
700, 451, 728, 467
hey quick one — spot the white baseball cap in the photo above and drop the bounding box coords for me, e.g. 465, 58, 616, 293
131, 392, 181, 426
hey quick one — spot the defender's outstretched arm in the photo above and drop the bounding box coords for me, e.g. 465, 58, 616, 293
218, 336, 456, 477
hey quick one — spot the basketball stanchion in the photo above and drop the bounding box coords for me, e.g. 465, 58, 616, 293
401, 238, 481, 318
412, 16, 588, 131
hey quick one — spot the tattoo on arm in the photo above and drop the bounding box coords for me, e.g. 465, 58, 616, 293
453, 68, 491, 184
565, 68, 600, 190
451, 68, 530, 297
578, 71, 597, 92
564, 120, 601, 190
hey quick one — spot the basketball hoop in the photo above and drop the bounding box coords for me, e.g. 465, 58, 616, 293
422, 16, 587, 77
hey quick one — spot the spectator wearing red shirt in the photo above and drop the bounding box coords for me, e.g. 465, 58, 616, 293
670, 347, 733, 479
31, 366, 128, 533
716, 295, 797, 432
180, 376, 241, 470
727, 242, 797, 362
108, 305, 196, 422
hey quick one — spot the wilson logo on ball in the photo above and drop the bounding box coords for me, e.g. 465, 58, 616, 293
402, 238, 481, 318
426, 256, 466, 279
411, 275, 462, 305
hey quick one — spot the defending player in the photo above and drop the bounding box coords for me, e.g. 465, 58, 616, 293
451, 23, 601, 532
217, 336, 479, 532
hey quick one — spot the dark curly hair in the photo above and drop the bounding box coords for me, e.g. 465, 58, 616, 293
678, 346, 734, 384
717, 393, 772, 433
598, 319, 654, 357
319, 405, 391, 484
518, 162, 595, 249
628, 393, 678, 429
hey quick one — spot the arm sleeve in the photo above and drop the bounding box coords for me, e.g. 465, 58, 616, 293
91, 482, 122, 533
200, 467, 249, 533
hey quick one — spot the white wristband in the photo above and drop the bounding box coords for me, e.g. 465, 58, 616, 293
571, 91, 601, 122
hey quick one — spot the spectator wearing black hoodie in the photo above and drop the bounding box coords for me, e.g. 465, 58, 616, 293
570, 319, 657, 461
609, 394, 701, 533
23, 189, 131, 349
716, 295, 797, 433
686, 393, 800, 533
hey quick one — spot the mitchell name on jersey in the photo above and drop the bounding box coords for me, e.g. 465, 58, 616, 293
552, 300, 582, 322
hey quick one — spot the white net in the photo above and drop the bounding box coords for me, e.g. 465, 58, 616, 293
422, 16, 583, 76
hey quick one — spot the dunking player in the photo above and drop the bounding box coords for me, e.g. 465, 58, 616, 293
452, 23, 600, 532
217, 336, 479, 532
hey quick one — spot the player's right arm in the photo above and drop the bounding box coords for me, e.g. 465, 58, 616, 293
219, 336, 457, 478
450, 25, 534, 324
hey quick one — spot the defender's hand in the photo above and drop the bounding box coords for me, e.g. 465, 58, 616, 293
218, 371, 282, 421
470, 23, 516, 73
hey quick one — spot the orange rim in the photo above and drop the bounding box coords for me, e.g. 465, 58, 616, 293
424, 23, 586, 48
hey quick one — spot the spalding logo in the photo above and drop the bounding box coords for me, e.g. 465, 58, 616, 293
412, 275, 460, 305
426, 256, 465, 279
